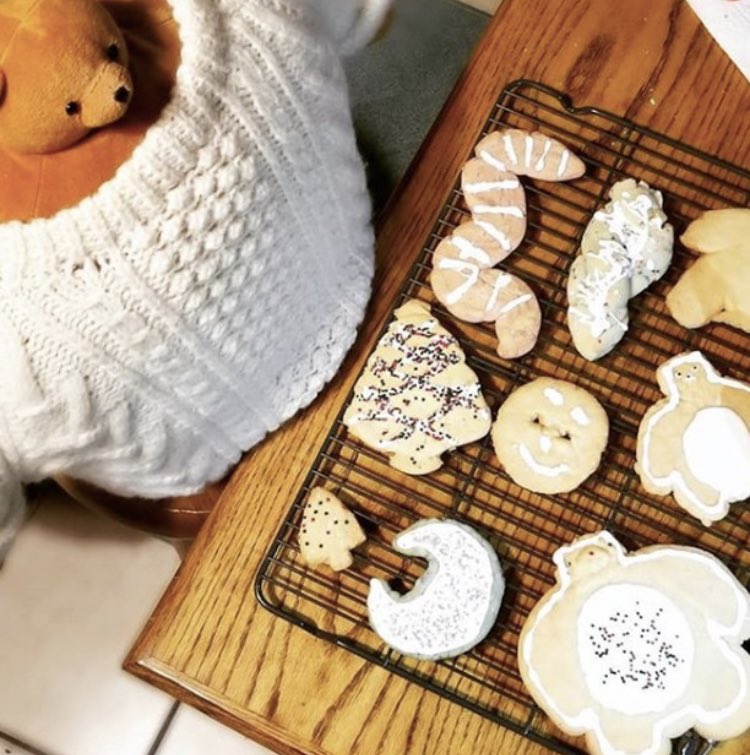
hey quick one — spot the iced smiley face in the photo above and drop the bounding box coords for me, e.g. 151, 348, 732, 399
492, 378, 609, 494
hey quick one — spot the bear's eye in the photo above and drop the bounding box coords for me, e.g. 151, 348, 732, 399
65, 101, 80, 116
106, 44, 120, 61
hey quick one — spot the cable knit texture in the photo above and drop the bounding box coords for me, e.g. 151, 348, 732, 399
0, 0, 387, 558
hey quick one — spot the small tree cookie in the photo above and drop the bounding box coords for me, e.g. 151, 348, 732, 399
298, 488, 365, 571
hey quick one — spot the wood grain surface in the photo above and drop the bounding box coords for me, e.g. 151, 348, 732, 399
126, 1, 750, 753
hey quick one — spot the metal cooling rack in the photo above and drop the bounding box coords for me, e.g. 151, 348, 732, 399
255, 80, 750, 754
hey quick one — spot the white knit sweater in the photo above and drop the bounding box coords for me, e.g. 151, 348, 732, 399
0, 0, 391, 557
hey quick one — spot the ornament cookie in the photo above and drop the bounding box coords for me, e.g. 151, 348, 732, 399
667, 208, 750, 332
636, 351, 750, 525
343, 299, 491, 475
567, 179, 674, 360
298, 487, 366, 571
491, 378, 608, 494
474, 129, 586, 182
519, 531, 750, 755
368, 519, 504, 660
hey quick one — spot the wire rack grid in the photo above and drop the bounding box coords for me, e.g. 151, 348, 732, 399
255, 81, 750, 754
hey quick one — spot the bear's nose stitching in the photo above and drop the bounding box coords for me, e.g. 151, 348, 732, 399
114, 86, 131, 104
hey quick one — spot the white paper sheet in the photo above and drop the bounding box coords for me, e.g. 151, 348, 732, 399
687, 0, 750, 81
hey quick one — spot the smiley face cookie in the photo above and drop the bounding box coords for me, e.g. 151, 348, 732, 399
492, 378, 609, 494
636, 351, 750, 525
519, 531, 750, 755
343, 299, 491, 475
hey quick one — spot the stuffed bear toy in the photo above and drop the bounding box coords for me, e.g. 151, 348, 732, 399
0, 0, 391, 560
0, 0, 133, 153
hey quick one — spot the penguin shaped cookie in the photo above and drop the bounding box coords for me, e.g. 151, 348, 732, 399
636, 352, 750, 525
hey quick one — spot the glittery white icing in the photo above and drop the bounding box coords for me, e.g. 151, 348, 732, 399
682, 407, 750, 499
524, 135, 534, 167
544, 387, 564, 406
577, 583, 694, 715
557, 148, 570, 178
641, 352, 750, 520
535, 139, 552, 172
475, 220, 511, 251
502, 133, 517, 165
539, 435, 552, 453
367, 519, 504, 660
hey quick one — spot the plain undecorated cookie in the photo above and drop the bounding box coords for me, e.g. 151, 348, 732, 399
367, 518, 504, 660
667, 208, 750, 332
343, 299, 491, 475
636, 351, 750, 525
492, 378, 608, 494
519, 531, 750, 755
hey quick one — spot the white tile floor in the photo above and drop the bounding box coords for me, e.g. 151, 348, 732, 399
0, 489, 271, 755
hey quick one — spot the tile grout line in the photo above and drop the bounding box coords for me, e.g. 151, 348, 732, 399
0, 728, 58, 755
144, 701, 180, 755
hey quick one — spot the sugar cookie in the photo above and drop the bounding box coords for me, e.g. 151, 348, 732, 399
519, 531, 750, 755
368, 518, 504, 660
492, 378, 608, 494
636, 351, 750, 525
667, 208, 750, 332
474, 128, 586, 182
343, 299, 491, 475
298, 487, 366, 571
567, 179, 674, 361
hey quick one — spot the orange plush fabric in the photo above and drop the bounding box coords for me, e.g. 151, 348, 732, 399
0, 0, 179, 222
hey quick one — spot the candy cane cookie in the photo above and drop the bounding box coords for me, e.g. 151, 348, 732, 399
475, 128, 586, 182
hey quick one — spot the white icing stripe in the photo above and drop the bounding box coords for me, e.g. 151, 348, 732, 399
543, 387, 564, 406
475, 221, 512, 251
524, 135, 534, 167
437, 258, 479, 304
503, 134, 518, 165
557, 148, 570, 177
535, 139, 552, 172
570, 406, 590, 426
538, 435, 552, 453
496, 293, 532, 316
518, 444, 569, 477
472, 205, 525, 218
523, 531, 750, 755
478, 149, 507, 173
464, 178, 521, 192
640, 352, 750, 519
449, 235, 491, 265
485, 273, 512, 312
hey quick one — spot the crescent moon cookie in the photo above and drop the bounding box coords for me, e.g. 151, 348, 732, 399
636, 351, 750, 525
367, 518, 504, 660
343, 299, 491, 475
567, 178, 674, 361
667, 208, 750, 333
298, 487, 366, 572
519, 531, 750, 755
491, 378, 609, 494
474, 128, 586, 182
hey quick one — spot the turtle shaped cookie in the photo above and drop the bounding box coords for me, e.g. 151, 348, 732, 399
636, 351, 750, 525
519, 531, 750, 755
